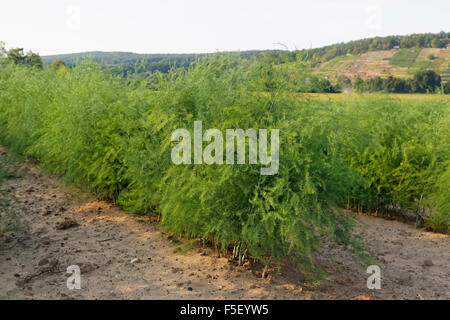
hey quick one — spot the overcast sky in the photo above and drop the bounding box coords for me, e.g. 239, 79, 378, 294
1, 0, 449, 56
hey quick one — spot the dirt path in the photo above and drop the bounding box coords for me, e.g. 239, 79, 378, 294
0, 147, 449, 300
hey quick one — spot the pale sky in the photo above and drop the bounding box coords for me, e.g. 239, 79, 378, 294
1, 0, 449, 56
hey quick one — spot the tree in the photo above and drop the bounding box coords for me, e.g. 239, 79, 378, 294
444, 82, 450, 94
309, 76, 336, 93
52, 58, 65, 70
431, 39, 445, 48
336, 76, 352, 93
25, 51, 43, 68
384, 76, 410, 93
0, 41, 6, 58
7, 48, 25, 65
407, 78, 419, 93
413, 70, 442, 93
4, 47, 43, 68
52, 59, 69, 74
365, 77, 384, 92
353, 78, 365, 93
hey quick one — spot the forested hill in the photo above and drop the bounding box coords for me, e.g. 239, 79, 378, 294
41, 32, 449, 78
42, 51, 203, 71
41, 50, 285, 73
297, 31, 449, 63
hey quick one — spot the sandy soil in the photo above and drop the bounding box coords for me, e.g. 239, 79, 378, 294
0, 146, 448, 300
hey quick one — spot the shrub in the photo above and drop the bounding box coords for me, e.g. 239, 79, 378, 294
339, 95, 450, 232
0, 56, 448, 280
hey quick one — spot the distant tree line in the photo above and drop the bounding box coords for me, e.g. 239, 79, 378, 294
351, 70, 448, 94
291, 70, 448, 94
288, 69, 448, 94
0, 42, 43, 68
295, 75, 337, 93
41, 50, 288, 77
